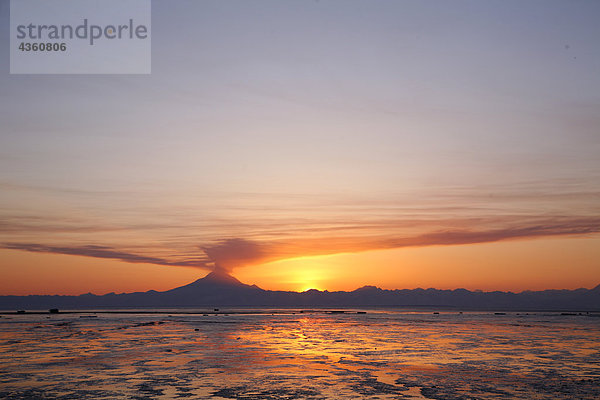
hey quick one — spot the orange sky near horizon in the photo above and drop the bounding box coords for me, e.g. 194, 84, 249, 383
1, 234, 598, 296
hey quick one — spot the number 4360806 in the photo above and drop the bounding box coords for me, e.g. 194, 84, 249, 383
19, 42, 67, 51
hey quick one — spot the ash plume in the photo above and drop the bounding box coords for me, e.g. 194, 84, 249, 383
201, 238, 266, 273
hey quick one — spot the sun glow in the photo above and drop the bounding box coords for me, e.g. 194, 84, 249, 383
301, 285, 323, 292
295, 270, 326, 293
261, 256, 330, 292
233, 236, 600, 293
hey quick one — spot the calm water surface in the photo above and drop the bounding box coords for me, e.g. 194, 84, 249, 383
1, 309, 599, 399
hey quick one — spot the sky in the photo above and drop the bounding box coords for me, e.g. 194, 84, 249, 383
1, 0, 599, 295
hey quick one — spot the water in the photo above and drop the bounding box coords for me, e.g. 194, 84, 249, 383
1, 309, 599, 399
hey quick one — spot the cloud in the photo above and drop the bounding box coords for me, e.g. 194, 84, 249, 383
1, 243, 209, 268
2, 217, 599, 272
202, 238, 268, 272
381, 218, 600, 248
257, 217, 600, 260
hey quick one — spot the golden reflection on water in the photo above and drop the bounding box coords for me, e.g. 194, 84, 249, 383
0, 311, 599, 399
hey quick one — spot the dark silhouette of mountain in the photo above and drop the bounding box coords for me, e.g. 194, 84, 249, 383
165, 268, 253, 294
157, 268, 264, 305
0, 271, 599, 311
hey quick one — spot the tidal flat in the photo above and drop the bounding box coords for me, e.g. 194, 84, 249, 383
1, 309, 599, 399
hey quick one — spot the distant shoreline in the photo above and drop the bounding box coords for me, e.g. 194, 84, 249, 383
2, 272, 598, 312
2, 307, 600, 315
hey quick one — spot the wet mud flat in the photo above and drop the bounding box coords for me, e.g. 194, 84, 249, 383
1, 310, 599, 399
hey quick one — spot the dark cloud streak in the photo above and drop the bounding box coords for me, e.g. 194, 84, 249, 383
2, 217, 599, 271
1, 243, 209, 268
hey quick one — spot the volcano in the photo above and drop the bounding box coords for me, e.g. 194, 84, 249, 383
159, 269, 264, 305
167, 268, 247, 291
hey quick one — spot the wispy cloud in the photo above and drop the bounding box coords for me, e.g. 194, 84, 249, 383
2, 176, 599, 270
3, 216, 599, 271
1, 243, 209, 268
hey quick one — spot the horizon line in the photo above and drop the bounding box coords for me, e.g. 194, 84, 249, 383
1, 271, 598, 298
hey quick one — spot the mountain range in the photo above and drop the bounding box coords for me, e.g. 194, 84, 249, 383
1, 269, 599, 311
